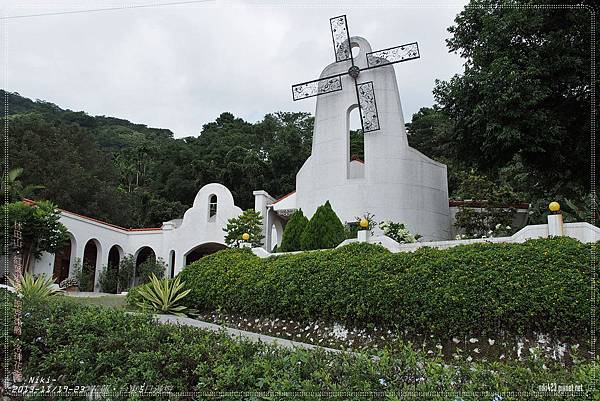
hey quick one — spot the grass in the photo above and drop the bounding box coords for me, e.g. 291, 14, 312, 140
67, 294, 129, 309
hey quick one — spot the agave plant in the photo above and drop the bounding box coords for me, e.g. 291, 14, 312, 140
9, 273, 61, 299
136, 274, 191, 316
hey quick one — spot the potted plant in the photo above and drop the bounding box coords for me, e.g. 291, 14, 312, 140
59, 277, 80, 293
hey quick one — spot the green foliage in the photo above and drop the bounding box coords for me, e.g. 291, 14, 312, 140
132, 274, 191, 316
180, 238, 593, 337
0, 200, 69, 272
453, 170, 520, 238
279, 209, 308, 252
3, 295, 594, 399
114, 254, 136, 292
223, 209, 264, 247
8, 273, 61, 299
71, 258, 95, 292
300, 201, 346, 250
135, 257, 166, 285
432, 3, 592, 201
1, 167, 44, 203
379, 221, 421, 243
2, 91, 314, 228
98, 265, 118, 294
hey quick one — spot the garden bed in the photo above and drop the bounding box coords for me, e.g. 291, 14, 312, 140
191, 309, 589, 364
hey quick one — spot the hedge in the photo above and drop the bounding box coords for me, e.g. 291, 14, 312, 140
0, 294, 595, 400
179, 238, 595, 337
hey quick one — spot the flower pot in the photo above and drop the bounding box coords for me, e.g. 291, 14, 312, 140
64, 285, 79, 293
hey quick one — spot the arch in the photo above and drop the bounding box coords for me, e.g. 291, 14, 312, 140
82, 239, 101, 292
208, 194, 218, 221
134, 246, 156, 268
184, 242, 227, 266
169, 250, 176, 279
270, 219, 284, 252
53, 233, 75, 283
347, 104, 365, 179
107, 245, 123, 293
133, 246, 157, 286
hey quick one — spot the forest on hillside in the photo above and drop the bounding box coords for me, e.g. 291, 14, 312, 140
1, 2, 595, 228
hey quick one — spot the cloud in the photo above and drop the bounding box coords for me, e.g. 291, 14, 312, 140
3, 0, 467, 137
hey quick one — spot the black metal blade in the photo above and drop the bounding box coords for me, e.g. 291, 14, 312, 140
330, 15, 352, 63
292, 75, 343, 101
356, 81, 380, 132
365, 42, 419, 69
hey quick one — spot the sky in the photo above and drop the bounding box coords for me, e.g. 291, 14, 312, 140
1, 0, 468, 138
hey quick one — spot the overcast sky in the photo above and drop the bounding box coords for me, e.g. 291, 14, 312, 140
2, 0, 468, 138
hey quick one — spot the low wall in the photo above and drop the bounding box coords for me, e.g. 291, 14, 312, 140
252, 222, 599, 258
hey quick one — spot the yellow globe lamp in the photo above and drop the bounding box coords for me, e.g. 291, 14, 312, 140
242, 232, 250, 241
548, 201, 560, 213
359, 218, 369, 229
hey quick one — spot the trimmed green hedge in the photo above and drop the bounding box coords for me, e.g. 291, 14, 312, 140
179, 238, 594, 337
1, 295, 595, 400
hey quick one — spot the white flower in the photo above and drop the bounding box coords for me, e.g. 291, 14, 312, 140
379, 378, 386, 386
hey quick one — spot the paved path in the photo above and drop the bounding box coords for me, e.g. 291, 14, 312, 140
154, 314, 349, 355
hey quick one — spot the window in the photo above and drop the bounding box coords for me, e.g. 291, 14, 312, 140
209, 194, 217, 219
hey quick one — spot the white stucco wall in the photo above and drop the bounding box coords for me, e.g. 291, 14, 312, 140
29, 183, 243, 291
294, 36, 451, 241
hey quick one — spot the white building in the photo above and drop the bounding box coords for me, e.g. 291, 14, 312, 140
27, 183, 242, 291
254, 36, 451, 251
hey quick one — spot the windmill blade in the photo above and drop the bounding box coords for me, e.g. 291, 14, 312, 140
356, 81, 380, 132
365, 42, 420, 69
330, 15, 352, 62
292, 75, 343, 101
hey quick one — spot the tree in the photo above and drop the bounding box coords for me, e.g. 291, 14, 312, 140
1, 167, 44, 203
223, 209, 265, 247
300, 201, 346, 250
279, 209, 309, 252
433, 1, 593, 200
1, 200, 69, 272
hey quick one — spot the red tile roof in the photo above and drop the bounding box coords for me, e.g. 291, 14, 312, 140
271, 191, 296, 205
22, 199, 162, 232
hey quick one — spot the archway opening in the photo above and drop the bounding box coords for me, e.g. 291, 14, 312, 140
185, 243, 227, 266
169, 250, 176, 279
348, 106, 364, 179
82, 239, 99, 292
53, 235, 74, 283
208, 194, 218, 221
134, 246, 157, 285
107, 245, 122, 293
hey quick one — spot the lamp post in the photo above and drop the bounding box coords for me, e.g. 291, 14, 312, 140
357, 218, 370, 243
547, 202, 564, 237
241, 232, 251, 248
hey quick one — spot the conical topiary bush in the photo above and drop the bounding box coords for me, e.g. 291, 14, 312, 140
300, 201, 346, 250
280, 209, 309, 252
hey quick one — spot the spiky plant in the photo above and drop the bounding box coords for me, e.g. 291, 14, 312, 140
9, 273, 61, 299
135, 274, 191, 317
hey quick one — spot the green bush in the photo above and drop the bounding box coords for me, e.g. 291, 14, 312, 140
2, 295, 595, 400
300, 201, 346, 250
279, 209, 309, 252
180, 238, 595, 338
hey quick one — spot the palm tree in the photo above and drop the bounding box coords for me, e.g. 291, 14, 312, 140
2, 167, 44, 202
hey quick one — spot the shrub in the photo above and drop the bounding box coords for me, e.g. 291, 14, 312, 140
279, 209, 309, 252
300, 201, 346, 250
379, 220, 421, 243
180, 238, 594, 338
133, 274, 191, 316
2, 295, 594, 399
135, 257, 166, 285
98, 264, 118, 293
72, 258, 95, 292
9, 272, 61, 299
